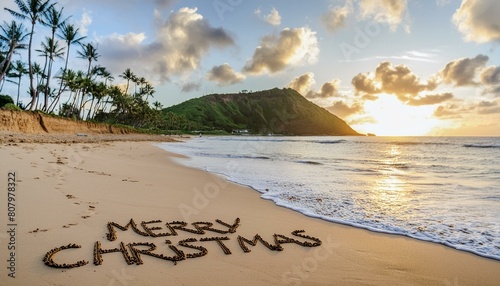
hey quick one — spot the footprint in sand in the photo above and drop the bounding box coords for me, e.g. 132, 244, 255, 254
62, 223, 78, 229
87, 170, 111, 176
29, 228, 49, 233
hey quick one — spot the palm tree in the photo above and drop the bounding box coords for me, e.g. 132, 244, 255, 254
5, 0, 55, 110
55, 22, 85, 97
0, 21, 28, 82
77, 42, 99, 77
119, 68, 135, 95
141, 82, 155, 102
7, 60, 28, 105
153, 101, 163, 111
36, 37, 64, 110
76, 42, 99, 117
31, 62, 45, 109
41, 5, 68, 105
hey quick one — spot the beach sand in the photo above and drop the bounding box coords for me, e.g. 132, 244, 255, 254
0, 139, 499, 285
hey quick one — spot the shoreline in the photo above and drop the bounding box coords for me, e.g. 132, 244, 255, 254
159, 137, 500, 263
0, 140, 499, 285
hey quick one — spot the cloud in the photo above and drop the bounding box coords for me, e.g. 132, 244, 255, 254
478, 107, 500, 114
347, 116, 377, 125
362, 94, 379, 101
97, 7, 235, 82
352, 61, 438, 102
352, 73, 380, 94
207, 63, 245, 86
155, 8, 235, 76
407, 92, 454, 106
306, 79, 342, 99
77, 9, 92, 36
480, 66, 500, 96
322, 4, 351, 32
433, 104, 463, 119
480, 66, 500, 85
374, 62, 438, 98
327, 101, 364, 118
243, 27, 319, 75
288, 73, 316, 95
256, 8, 282, 26
359, 0, 409, 31
453, 0, 500, 43
483, 85, 500, 97
440, 54, 489, 86
478, 100, 497, 107
478, 100, 500, 114
288, 73, 342, 99
181, 81, 201, 93
96, 32, 148, 72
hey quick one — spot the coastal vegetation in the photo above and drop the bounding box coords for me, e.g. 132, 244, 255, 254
0, 0, 166, 131
1, 1, 360, 136
165, 88, 361, 135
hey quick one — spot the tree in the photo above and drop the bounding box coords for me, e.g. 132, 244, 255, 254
7, 60, 28, 105
77, 42, 99, 77
119, 68, 135, 95
0, 94, 15, 108
41, 5, 67, 108
141, 82, 155, 102
5, 0, 55, 110
53, 22, 85, 111
76, 42, 99, 117
36, 37, 64, 110
0, 21, 28, 82
153, 101, 163, 111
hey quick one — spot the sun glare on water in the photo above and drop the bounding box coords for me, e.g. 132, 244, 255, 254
355, 94, 441, 136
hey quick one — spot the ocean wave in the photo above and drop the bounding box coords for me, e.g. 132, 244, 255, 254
195, 152, 271, 160
311, 139, 347, 145
158, 136, 500, 261
213, 137, 348, 145
351, 140, 453, 147
296, 160, 323, 165
463, 144, 500, 149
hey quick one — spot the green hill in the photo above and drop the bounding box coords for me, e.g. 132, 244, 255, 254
163, 88, 362, 136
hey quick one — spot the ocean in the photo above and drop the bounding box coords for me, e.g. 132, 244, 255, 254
158, 136, 500, 260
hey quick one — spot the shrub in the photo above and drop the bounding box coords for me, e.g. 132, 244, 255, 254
1, 103, 21, 111
0, 94, 14, 108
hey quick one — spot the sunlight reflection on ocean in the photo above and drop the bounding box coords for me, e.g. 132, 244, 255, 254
159, 136, 500, 260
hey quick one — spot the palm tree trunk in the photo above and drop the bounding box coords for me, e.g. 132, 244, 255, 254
52, 45, 71, 111
16, 76, 22, 106
28, 20, 36, 111
41, 55, 49, 111
44, 57, 54, 111
0, 44, 16, 82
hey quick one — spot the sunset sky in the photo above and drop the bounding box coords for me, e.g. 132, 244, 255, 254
1, 0, 499, 136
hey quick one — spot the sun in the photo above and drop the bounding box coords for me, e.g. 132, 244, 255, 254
354, 94, 441, 136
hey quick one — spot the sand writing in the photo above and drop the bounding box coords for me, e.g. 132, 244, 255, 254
42, 218, 322, 269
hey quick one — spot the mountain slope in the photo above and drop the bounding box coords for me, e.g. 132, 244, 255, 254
164, 88, 362, 136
